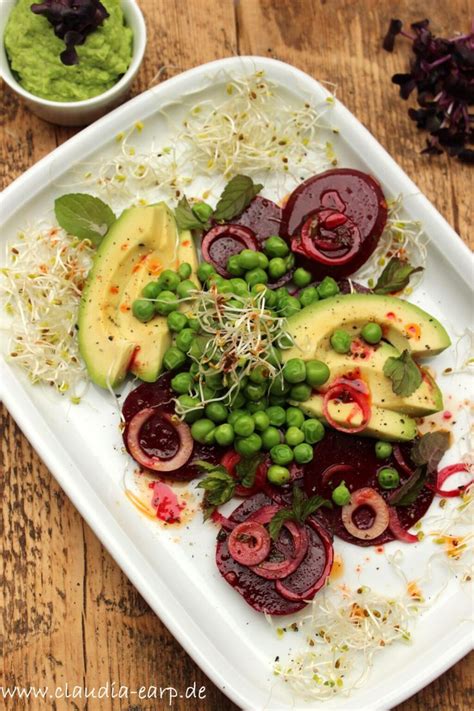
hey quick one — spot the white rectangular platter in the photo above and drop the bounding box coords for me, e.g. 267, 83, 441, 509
1, 57, 472, 710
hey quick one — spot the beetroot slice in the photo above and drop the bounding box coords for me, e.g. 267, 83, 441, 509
303, 429, 434, 546
232, 195, 283, 244
281, 169, 388, 278
122, 373, 223, 480
201, 224, 258, 277
216, 493, 333, 615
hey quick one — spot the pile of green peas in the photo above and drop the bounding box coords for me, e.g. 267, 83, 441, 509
131, 262, 197, 326
329, 321, 383, 354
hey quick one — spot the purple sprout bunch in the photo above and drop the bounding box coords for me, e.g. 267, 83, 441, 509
31, 0, 109, 66
383, 18, 474, 163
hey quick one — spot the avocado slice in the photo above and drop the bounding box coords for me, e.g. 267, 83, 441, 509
315, 341, 443, 416
297, 395, 417, 442
284, 293, 450, 359
78, 203, 198, 389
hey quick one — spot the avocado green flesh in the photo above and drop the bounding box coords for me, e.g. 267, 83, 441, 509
297, 395, 418, 442
284, 293, 451, 359
78, 203, 198, 389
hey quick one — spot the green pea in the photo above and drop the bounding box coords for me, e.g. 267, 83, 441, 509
247, 399, 267, 413
257, 252, 269, 269
141, 281, 161, 299
317, 276, 340, 299
205, 402, 228, 423
290, 383, 312, 401
278, 333, 293, 349
188, 317, 200, 331
167, 311, 188, 332
159, 269, 181, 291
155, 290, 179, 315
279, 295, 301, 317
189, 362, 199, 376
251, 283, 267, 297
192, 201, 213, 222
293, 443, 313, 464
197, 262, 216, 282
301, 418, 325, 444
231, 392, 246, 409
264, 289, 277, 308
268, 257, 287, 280
266, 405, 286, 427
332, 481, 351, 506
285, 426, 305, 446
261, 426, 281, 450
245, 267, 268, 288
249, 364, 269, 384
201, 385, 217, 402
204, 371, 223, 390
177, 395, 203, 423
237, 249, 260, 271
214, 423, 235, 447
177, 262, 192, 280
378, 467, 400, 490
253, 411, 270, 431
245, 382, 266, 401
270, 444, 294, 466
191, 418, 215, 444
207, 273, 225, 288
171, 372, 193, 394
283, 358, 306, 384
230, 278, 248, 297
293, 268, 312, 288
132, 299, 155, 323
266, 346, 282, 367
330, 329, 352, 354
227, 254, 245, 277
163, 346, 186, 371
176, 279, 197, 299
234, 414, 255, 437
375, 441, 393, 459
235, 433, 262, 456
187, 336, 208, 359
267, 465, 291, 486
263, 235, 289, 258
286, 407, 305, 428
361, 322, 383, 344
227, 298, 241, 309
228, 409, 246, 426
269, 395, 287, 407
217, 280, 233, 294
299, 286, 319, 307
306, 360, 330, 388
269, 373, 291, 396
175, 328, 195, 353
285, 253, 295, 270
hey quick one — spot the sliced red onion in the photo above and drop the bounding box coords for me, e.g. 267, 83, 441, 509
228, 521, 271, 566
388, 507, 419, 543
320, 463, 356, 487
126, 407, 193, 472
341, 487, 389, 540
322, 380, 371, 434
393, 445, 416, 476
201, 224, 258, 277
429, 463, 472, 498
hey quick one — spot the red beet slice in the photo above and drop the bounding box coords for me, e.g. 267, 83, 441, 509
281, 169, 388, 278
303, 429, 434, 546
232, 195, 283, 244
216, 492, 333, 615
122, 373, 223, 480
201, 224, 258, 277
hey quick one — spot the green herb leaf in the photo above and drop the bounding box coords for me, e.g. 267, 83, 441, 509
196, 462, 236, 519
235, 454, 264, 488
374, 257, 423, 295
383, 349, 422, 396
175, 196, 211, 232
54, 193, 115, 246
213, 175, 263, 222
389, 467, 427, 506
410, 431, 450, 474
268, 486, 331, 540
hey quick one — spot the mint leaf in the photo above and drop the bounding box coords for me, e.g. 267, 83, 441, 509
374, 257, 423, 295
54, 193, 115, 246
268, 486, 331, 540
213, 175, 263, 222
235, 454, 264, 488
383, 349, 422, 396
175, 196, 211, 232
410, 431, 450, 474
300, 494, 332, 521
268, 508, 296, 541
389, 467, 427, 506
196, 463, 235, 519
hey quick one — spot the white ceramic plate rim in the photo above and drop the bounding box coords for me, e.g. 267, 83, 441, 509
1, 56, 472, 710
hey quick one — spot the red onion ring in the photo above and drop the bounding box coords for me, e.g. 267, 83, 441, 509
322, 381, 371, 434
126, 407, 193, 472
228, 521, 271, 566
201, 224, 258, 277
428, 463, 472, 498
210, 509, 235, 531
320, 463, 356, 487
388, 507, 419, 543
300, 212, 361, 266
341, 487, 389, 540
393, 445, 416, 476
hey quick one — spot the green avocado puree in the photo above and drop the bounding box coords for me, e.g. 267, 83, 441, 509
4, 0, 133, 102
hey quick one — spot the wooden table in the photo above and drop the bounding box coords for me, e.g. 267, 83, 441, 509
1, 1, 472, 709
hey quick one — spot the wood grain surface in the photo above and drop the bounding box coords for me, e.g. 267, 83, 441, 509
1, 1, 472, 709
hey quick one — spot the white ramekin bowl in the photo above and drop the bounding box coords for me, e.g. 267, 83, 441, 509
0, 0, 146, 126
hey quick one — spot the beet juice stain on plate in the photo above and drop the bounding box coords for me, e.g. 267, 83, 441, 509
149, 481, 186, 523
